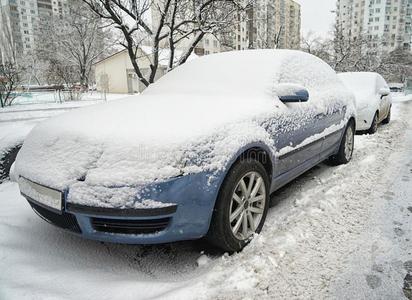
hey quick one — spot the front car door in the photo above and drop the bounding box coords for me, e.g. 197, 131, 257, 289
266, 103, 324, 177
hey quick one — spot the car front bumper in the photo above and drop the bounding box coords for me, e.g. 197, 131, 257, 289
22, 171, 223, 244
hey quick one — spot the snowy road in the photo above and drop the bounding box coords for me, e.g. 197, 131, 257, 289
0, 100, 411, 299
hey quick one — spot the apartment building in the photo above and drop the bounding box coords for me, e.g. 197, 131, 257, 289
196, 0, 301, 55
151, 0, 301, 56
200, 14, 249, 55
0, 0, 69, 61
247, 0, 301, 49
282, 0, 301, 49
336, 0, 412, 52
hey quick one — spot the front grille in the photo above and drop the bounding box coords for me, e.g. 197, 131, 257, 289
91, 217, 170, 235
29, 201, 82, 233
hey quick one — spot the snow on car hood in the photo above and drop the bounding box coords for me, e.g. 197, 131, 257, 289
15, 94, 275, 193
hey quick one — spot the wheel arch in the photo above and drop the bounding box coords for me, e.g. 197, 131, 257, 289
226, 143, 274, 181
210, 142, 274, 211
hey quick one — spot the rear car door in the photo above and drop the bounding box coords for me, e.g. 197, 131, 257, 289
318, 97, 347, 156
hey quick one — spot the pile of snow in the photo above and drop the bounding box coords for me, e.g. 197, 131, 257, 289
0, 122, 34, 156
0, 121, 36, 181
15, 50, 354, 208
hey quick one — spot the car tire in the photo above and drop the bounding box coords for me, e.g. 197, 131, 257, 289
206, 159, 270, 252
328, 120, 355, 166
0, 144, 22, 182
382, 107, 391, 124
368, 112, 379, 134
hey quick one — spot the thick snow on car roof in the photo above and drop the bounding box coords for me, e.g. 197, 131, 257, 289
144, 49, 286, 98
145, 49, 336, 99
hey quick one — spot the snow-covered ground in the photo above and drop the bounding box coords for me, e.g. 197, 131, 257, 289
0, 94, 134, 156
0, 98, 411, 299
11, 91, 130, 106
1, 93, 134, 122
392, 92, 412, 103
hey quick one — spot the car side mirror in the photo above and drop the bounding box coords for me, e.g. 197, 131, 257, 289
275, 83, 309, 103
378, 87, 390, 98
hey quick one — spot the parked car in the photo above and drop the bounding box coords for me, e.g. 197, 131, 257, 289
388, 83, 404, 93
14, 50, 356, 252
338, 72, 392, 134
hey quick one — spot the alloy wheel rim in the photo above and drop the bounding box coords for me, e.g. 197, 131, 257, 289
344, 125, 354, 161
229, 171, 266, 240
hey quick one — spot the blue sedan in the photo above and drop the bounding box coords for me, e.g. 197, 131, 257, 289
15, 50, 356, 252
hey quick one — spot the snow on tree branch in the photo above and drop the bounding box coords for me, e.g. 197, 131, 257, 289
81, 0, 252, 87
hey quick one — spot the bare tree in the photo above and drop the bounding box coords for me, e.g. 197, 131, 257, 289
301, 23, 383, 74
379, 48, 412, 83
329, 22, 386, 73
81, 0, 249, 87
37, 0, 113, 88
0, 62, 22, 108
300, 31, 332, 62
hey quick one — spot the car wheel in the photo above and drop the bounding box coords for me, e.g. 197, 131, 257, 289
0, 144, 22, 182
368, 112, 379, 134
328, 120, 355, 165
382, 107, 391, 124
206, 159, 270, 252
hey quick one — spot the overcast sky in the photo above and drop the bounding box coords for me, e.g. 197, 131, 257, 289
295, 0, 336, 38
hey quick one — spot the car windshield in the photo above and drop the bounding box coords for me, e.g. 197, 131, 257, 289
338, 73, 377, 96
143, 50, 285, 99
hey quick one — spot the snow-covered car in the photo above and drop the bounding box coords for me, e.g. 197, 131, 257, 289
338, 72, 392, 133
14, 50, 356, 252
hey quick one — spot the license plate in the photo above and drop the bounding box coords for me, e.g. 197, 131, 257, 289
19, 177, 63, 213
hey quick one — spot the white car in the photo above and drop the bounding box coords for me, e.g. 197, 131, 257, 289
338, 72, 392, 133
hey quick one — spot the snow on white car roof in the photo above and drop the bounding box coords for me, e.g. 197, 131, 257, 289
338, 72, 378, 95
